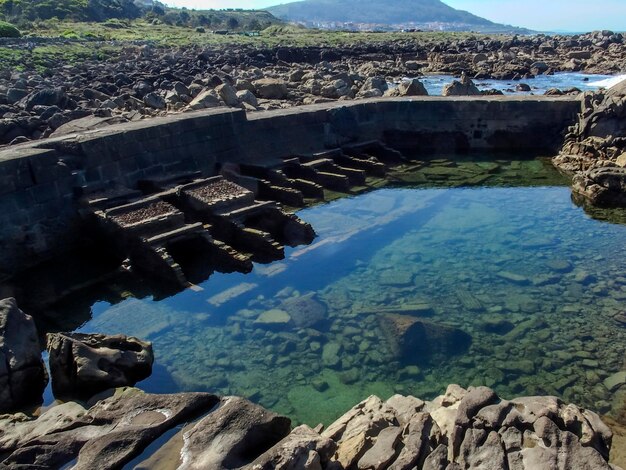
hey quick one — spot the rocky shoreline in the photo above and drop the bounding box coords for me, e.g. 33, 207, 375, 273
1, 30, 624, 146
553, 80, 626, 206
1, 296, 625, 468
0, 384, 620, 469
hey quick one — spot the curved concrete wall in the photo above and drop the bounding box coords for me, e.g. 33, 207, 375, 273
0, 96, 580, 278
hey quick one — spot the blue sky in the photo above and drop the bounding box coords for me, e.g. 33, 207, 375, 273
163, 0, 626, 32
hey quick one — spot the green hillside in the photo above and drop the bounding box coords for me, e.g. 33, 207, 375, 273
0, 0, 282, 31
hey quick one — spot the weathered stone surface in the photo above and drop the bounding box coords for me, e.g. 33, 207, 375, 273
323, 395, 397, 468
189, 89, 221, 109
175, 396, 291, 469
246, 424, 336, 470
253, 78, 288, 99
573, 167, 626, 206
442, 75, 481, 96
1, 388, 219, 469
385, 394, 425, 426
0, 385, 617, 470
357, 425, 402, 469
0, 401, 86, 455
388, 413, 439, 470
143, 92, 166, 110
217, 83, 241, 107
47, 332, 154, 399
0, 297, 48, 412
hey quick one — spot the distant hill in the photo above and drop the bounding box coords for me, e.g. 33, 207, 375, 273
0, 0, 282, 31
267, 0, 529, 32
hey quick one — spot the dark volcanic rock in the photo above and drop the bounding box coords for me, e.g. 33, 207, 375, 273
47, 332, 154, 399
0, 298, 48, 412
21, 88, 72, 111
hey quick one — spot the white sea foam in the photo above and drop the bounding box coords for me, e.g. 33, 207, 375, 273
588, 74, 626, 89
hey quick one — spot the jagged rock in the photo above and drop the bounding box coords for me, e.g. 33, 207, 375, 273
323, 395, 397, 468
245, 424, 336, 469
386, 79, 429, 97
385, 394, 425, 425
188, 89, 221, 109
1, 388, 219, 469
422, 443, 449, 469
0, 297, 48, 412
0, 385, 617, 470
357, 425, 402, 469
21, 88, 72, 111
237, 89, 259, 108
143, 92, 166, 109
572, 167, 626, 206
217, 83, 240, 107
6, 88, 28, 104
442, 75, 481, 96
388, 412, 440, 470
47, 332, 154, 399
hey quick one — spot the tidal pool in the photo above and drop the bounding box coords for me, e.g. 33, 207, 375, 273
57, 157, 626, 426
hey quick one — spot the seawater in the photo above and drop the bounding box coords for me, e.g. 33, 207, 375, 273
60, 157, 626, 426
417, 72, 619, 95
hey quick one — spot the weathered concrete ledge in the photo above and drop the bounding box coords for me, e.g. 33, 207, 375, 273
0, 96, 581, 277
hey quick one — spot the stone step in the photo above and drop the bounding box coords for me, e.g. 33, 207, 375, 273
333, 154, 387, 176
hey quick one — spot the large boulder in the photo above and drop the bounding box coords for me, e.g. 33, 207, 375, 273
442, 75, 481, 96
20, 88, 73, 111
386, 78, 429, 97
47, 332, 154, 399
142, 92, 166, 110
379, 314, 471, 366
253, 78, 288, 99
216, 83, 240, 107
572, 167, 626, 206
188, 89, 221, 110
237, 89, 258, 108
0, 298, 48, 412
164, 396, 291, 469
279, 292, 327, 329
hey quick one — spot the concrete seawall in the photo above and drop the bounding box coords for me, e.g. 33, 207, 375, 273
0, 96, 581, 278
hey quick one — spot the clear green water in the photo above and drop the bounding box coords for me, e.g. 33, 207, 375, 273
63, 157, 626, 426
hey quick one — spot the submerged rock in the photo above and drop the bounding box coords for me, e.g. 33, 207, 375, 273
0, 297, 48, 412
47, 332, 154, 399
379, 314, 471, 366
279, 292, 328, 329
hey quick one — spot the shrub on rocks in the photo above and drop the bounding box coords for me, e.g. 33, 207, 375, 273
0, 21, 20, 38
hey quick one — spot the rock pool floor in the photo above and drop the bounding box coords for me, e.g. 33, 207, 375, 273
50, 156, 626, 427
